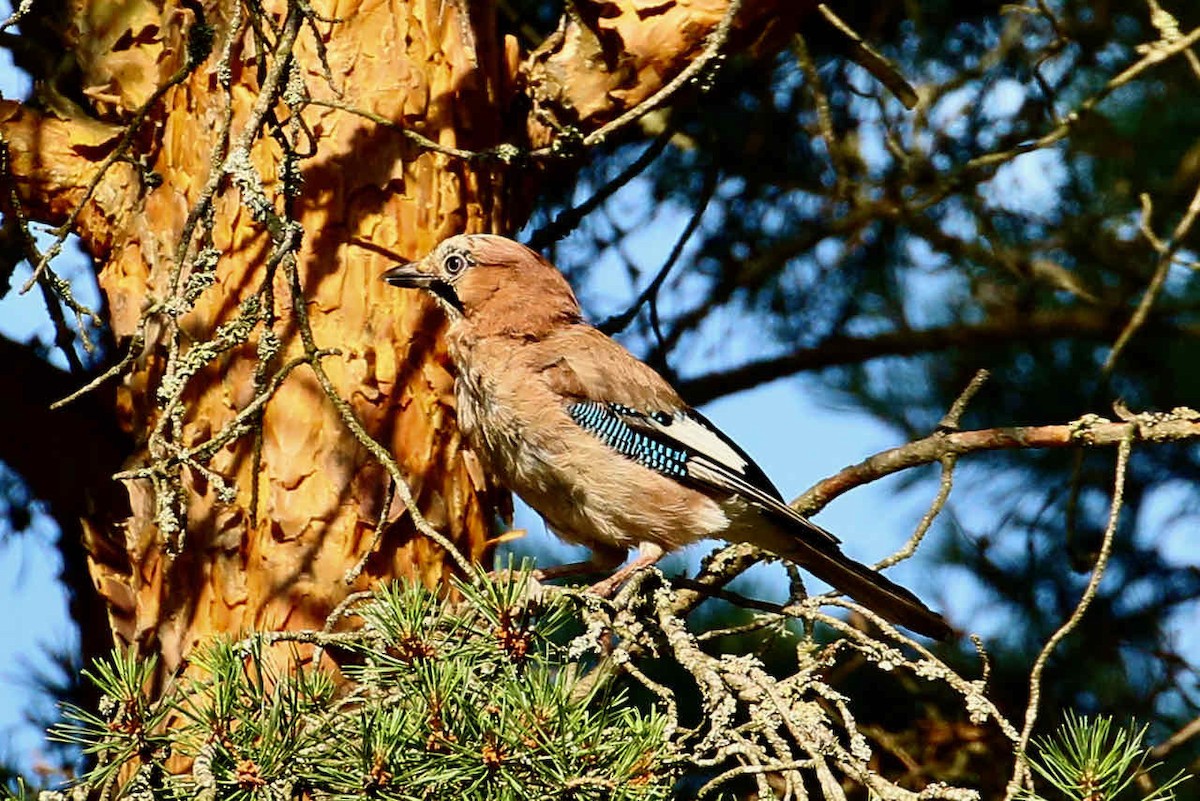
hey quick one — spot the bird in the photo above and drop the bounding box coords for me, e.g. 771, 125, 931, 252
382, 234, 951, 640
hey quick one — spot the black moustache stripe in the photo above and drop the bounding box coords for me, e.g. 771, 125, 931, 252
430, 279, 464, 314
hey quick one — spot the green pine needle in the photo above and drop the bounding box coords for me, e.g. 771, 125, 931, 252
1020, 712, 1190, 801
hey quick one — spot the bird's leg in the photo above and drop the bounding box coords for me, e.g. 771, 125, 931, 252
531, 561, 605, 581
588, 542, 665, 598
531, 543, 626, 583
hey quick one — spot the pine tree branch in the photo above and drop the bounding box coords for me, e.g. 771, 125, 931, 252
796, 408, 1198, 513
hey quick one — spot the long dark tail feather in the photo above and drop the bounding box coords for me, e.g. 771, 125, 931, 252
752, 523, 952, 640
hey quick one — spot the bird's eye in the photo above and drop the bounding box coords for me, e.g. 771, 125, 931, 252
443, 253, 467, 277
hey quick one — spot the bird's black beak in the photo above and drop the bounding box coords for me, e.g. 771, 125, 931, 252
382, 262, 434, 288
382, 261, 465, 315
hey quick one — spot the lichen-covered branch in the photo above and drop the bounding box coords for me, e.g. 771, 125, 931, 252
797, 407, 1200, 513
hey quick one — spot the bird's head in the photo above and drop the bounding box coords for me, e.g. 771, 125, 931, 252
383, 234, 582, 335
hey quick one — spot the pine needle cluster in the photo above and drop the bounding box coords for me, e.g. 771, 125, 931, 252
1020, 712, 1189, 801
43, 573, 673, 801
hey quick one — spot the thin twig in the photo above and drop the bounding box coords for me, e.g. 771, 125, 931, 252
527, 125, 675, 251
874, 457, 955, 572
1104, 180, 1200, 372
939, 369, 991, 430
1004, 435, 1133, 799
598, 164, 719, 335
50, 331, 145, 408
793, 32, 849, 197
282, 251, 474, 575
344, 479, 396, 586
1150, 715, 1200, 759
0, 132, 97, 363
312, 589, 375, 667
917, 21, 1200, 207
304, 98, 488, 161
875, 369, 990, 570
817, 4, 918, 109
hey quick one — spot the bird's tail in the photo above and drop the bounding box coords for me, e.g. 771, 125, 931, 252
749, 522, 952, 640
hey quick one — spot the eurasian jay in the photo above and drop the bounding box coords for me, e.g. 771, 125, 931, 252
383, 234, 951, 640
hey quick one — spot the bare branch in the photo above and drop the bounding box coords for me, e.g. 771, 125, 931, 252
677, 310, 1194, 406
1105, 182, 1200, 371
599, 164, 718, 335
1005, 435, 1133, 799
816, 4, 918, 109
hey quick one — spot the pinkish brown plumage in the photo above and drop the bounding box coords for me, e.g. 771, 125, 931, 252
383, 234, 951, 639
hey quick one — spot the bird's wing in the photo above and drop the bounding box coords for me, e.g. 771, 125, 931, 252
536, 325, 838, 545
567, 401, 840, 547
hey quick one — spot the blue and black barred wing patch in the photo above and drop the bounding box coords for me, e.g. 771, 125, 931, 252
566, 401, 839, 545
567, 401, 689, 478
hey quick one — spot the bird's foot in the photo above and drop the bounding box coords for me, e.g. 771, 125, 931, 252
587, 543, 665, 598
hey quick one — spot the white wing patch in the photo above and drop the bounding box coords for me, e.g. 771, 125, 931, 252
636, 411, 750, 473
